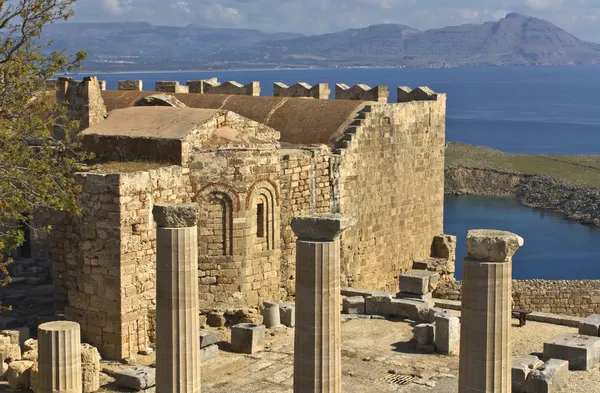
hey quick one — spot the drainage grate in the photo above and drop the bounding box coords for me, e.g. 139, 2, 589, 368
381, 373, 416, 385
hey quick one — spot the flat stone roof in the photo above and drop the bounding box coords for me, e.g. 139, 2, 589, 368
99, 91, 367, 145
81, 107, 221, 139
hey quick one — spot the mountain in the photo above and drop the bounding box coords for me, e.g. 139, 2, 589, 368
43, 13, 600, 71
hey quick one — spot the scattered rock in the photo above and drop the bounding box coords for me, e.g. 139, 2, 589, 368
23, 338, 37, 352
7, 360, 34, 388
0, 343, 22, 362
207, 311, 226, 328
22, 350, 37, 361
114, 366, 156, 390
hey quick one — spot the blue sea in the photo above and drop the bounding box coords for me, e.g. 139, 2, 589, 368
89, 66, 600, 279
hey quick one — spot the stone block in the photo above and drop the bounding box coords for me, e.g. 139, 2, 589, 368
343, 296, 365, 314
0, 343, 22, 362
262, 301, 281, 328
579, 314, 600, 336
395, 292, 432, 301
114, 366, 156, 390
525, 359, 568, 393
30, 362, 39, 393
0, 327, 30, 347
466, 229, 524, 262
543, 333, 600, 370
81, 343, 100, 393
23, 338, 37, 352
280, 303, 296, 327
200, 330, 217, 348
435, 313, 460, 355
414, 324, 434, 345
200, 344, 218, 362
365, 294, 392, 315
291, 214, 356, 241
7, 360, 34, 389
512, 355, 543, 393
231, 323, 265, 354
23, 350, 37, 361
399, 270, 439, 295
382, 298, 432, 320
207, 311, 226, 327
424, 307, 451, 323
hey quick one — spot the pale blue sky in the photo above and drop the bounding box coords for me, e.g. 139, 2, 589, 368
69, 0, 600, 42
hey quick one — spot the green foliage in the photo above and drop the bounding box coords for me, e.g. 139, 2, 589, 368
0, 0, 87, 287
446, 142, 600, 189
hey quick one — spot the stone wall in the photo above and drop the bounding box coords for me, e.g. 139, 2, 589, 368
35, 166, 191, 360
434, 280, 600, 317
279, 147, 332, 297
56, 76, 107, 133
335, 97, 447, 292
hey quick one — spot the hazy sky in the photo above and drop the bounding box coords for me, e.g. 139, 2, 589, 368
69, 0, 600, 42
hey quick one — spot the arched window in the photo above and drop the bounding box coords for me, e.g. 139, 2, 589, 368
254, 188, 276, 251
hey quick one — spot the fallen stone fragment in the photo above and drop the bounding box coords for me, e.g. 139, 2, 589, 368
200, 344, 219, 362
280, 303, 296, 327
343, 296, 365, 314
81, 343, 100, 393
525, 359, 568, 393
0, 327, 30, 347
231, 323, 265, 354
414, 324, 435, 345
207, 311, 226, 327
512, 355, 543, 393
7, 360, 34, 388
23, 338, 37, 352
543, 333, 600, 370
0, 343, 22, 362
200, 330, 217, 349
579, 314, 600, 337
435, 313, 460, 355
114, 366, 156, 390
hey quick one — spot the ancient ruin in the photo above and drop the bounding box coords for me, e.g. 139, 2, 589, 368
22, 76, 447, 360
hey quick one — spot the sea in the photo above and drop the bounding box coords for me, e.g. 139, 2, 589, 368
88, 66, 600, 279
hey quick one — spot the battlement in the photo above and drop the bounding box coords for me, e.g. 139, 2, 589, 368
186, 78, 219, 94
273, 82, 330, 99
118, 80, 143, 91
335, 84, 389, 103
155, 81, 189, 93
397, 86, 439, 102
202, 80, 261, 96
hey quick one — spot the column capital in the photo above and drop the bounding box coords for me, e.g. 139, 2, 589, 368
291, 214, 355, 241
152, 203, 199, 228
466, 229, 524, 262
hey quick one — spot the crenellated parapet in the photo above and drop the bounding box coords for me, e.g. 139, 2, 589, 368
186, 78, 219, 94
335, 83, 388, 103
397, 86, 439, 102
155, 81, 189, 93
118, 80, 143, 91
202, 80, 261, 96
273, 82, 330, 99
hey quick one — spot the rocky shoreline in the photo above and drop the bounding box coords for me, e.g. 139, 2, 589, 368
445, 167, 600, 228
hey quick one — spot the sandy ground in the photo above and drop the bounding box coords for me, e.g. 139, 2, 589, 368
1, 316, 597, 392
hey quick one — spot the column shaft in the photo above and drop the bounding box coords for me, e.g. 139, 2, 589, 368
156, 226, 201, 393
38, 321, 82, 393
294, 239, 341, 393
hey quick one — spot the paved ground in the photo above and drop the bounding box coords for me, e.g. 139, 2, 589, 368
2, 315, 597, 392
103, 315, 596, 393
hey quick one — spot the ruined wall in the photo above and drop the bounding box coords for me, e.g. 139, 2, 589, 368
37, 166, 191, 360
335, 97, 446, 292
56, 76, 107, 132
434, 280, 600, 317
279, 147, 332, 297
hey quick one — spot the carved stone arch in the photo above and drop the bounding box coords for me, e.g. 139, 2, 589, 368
247, 181, 279, 251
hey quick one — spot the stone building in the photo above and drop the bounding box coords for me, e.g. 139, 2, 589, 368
32, 76, 447, 360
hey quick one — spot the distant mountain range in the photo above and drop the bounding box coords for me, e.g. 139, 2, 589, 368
43, 13, 600, 71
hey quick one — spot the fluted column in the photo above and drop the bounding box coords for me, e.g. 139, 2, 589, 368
38, 321, 81, 393
153, 203, 201, 393
459, 229, 524, 393
291, 214, 355, 393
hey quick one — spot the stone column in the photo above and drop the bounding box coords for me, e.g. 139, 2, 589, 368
458, 229, 524, 393
38, 321, 81, 393
291, 214, 355, 393
153, 203, 201, 393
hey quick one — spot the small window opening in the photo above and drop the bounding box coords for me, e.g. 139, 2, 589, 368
256, 203, 265, 238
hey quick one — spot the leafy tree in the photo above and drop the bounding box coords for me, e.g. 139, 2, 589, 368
0, 0, 87, 289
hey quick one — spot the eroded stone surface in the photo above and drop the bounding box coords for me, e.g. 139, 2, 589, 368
262, 301, 281, 328
200, 344, 219, 363
435, 314, 460, 355
291, 214, 356, 241
399, 270, 439, 295
579, 314, 600, 336
525, 359, 568, 393
344, 296, 366, 314
7, 360, 34, 389
543, 333, 600, 370
465, 229, 524, 262
152, 203, 199, 228
200, 330, 217, 348
114, 366, 156, 390
512, 355, 543, 393
231, 323, 266, 354
414, 324, 435, 345
279, 304, 296, 327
